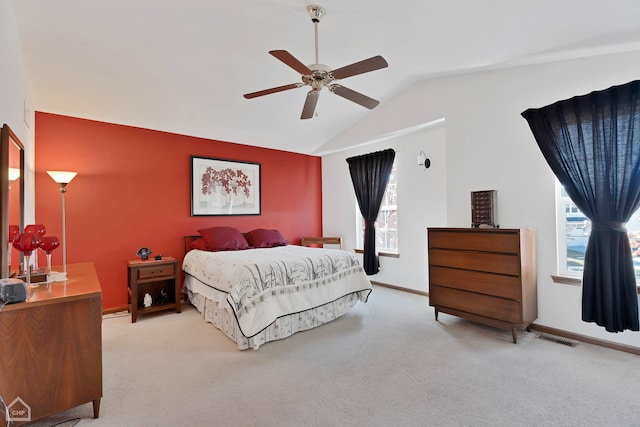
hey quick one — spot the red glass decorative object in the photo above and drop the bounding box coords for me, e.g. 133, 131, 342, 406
12, 233, 41, 286
40, 236, 60, 274
12, 232, 41, 256
40, 236, 60, 254
7, 224, 20, 274
25, 223, 47, 237
8, 224, 19, 242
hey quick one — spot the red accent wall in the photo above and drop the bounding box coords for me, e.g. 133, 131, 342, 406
34, 113, 322, 310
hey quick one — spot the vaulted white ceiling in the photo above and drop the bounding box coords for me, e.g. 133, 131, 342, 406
11, 0, 640, 154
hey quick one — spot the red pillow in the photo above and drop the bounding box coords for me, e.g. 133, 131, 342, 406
197, 226, 250, 251
246, 228, 288, 248
188, 238, 208, 252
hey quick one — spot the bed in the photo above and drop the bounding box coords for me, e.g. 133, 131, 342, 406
181, 227, 372, 350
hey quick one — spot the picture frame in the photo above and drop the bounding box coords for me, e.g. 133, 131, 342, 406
191, 156, 261, 216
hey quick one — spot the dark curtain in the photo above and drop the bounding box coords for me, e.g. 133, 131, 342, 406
522, 80, 640, 332
346, 149, 396, 275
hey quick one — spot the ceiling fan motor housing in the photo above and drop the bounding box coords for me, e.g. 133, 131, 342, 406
308, 5, 326, 22
303, 64, 332, 89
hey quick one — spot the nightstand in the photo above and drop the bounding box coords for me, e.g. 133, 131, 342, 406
127, 256, 181, 323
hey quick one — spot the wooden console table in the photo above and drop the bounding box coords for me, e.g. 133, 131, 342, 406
0, 262, 102, 425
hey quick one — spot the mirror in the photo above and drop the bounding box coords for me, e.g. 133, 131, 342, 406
1, 124, 25, 278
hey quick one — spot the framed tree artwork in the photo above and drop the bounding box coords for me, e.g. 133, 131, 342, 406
191, 156, 261, 216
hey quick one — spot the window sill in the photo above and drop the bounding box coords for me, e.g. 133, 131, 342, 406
552, 275, 640, 294
551, 275, 581, 286
354, 249, 399, 258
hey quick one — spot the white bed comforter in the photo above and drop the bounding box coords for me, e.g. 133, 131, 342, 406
182, 245, 372, 337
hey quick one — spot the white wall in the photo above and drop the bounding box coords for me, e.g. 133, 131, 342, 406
0, 0, 35, 224
322, 50, 640, 348
322, 122, 447, 292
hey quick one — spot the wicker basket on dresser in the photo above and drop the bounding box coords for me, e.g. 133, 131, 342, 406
427, 227, 537, 343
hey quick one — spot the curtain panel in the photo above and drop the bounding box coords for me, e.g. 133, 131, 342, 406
346, 149, 396, 275
522, 80, 640, 332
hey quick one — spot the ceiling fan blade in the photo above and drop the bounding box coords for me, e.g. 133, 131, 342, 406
244, 83, 302, 99
269, 50, 313, 75
329, 85, 379, 109
330, 55, 388, 80
301, 90, 320, 119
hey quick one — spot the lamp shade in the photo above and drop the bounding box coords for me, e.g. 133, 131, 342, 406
47, 170, 77, 184
8, 167, 20, 182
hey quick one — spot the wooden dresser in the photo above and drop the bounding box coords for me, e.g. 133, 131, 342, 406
0, 262, 102, 425
427, 228, 537, 343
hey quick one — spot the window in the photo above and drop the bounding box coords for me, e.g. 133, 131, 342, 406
356, 161, 398, 253
556, 181, 640, 281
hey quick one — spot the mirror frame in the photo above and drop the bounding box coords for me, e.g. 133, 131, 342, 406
1, 124, 25, 278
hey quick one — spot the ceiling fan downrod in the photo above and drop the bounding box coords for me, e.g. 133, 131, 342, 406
308, 5, 325, 65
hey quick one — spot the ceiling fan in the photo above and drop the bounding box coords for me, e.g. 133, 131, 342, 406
243, 5, 389, 119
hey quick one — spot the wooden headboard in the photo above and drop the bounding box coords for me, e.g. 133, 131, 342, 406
183, 235, 200, 256
185, 235, 344, 254
301, 236, 343, 249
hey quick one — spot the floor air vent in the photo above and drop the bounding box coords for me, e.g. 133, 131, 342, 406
536, 334, 577, 347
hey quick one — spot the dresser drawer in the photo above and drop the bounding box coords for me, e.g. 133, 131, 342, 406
429, 265, 521, 300
428, 249, 520, 276
429, 285, 521, 324
428, 229, 520, 254
136, 263, 176, 280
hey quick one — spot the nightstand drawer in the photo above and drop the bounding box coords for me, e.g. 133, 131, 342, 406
136, 263, 175, 280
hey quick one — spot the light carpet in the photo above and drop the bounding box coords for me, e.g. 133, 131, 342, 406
27, 285, 640, 427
